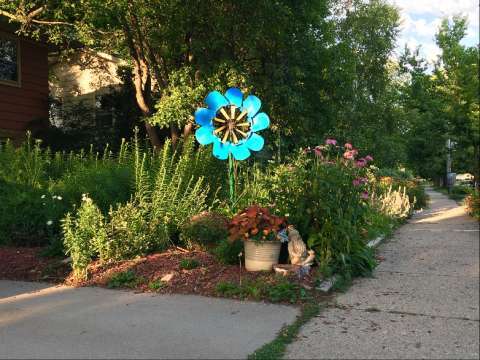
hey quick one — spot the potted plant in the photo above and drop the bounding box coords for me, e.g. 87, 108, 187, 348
228, 205, 287, 271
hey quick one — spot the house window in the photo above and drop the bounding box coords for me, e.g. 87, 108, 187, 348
0, 33, 20, 87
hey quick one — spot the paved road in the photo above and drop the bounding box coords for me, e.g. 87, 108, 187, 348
0, 282, 298, 359
287, 188, 479, 359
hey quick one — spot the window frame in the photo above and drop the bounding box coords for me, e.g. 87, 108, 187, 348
0, 31, 21, 88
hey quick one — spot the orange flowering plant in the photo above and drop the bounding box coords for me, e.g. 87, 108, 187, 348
228, 205, 287, 243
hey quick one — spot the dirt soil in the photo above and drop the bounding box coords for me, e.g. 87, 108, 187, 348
1, 247, 321, 303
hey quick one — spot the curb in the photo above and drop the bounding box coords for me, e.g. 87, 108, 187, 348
316, 234, 386, 293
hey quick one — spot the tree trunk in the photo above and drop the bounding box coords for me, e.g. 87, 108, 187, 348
183, 121, 193, 139
170, 124, 180, 147
123, 18, 162, 149
131, 61, 162, 148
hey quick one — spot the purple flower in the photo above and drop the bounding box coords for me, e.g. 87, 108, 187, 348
325, 138, 337, 146
353, 177, 368, 186
361, 191, 369, 200
365, 155, 373, 162
355, 158, 367, 168
344, 143, 353, 150
314, 146, 323, 157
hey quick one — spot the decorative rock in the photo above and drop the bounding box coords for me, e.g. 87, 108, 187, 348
161, 273, 174, 282
273, 264, 302, 276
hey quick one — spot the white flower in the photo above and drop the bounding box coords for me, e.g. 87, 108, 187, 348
57, 196, 62, 200
41, 195, 46, 199
46, 220, 53, 226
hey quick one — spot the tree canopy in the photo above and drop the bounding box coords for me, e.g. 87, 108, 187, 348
0, 1, 478, 182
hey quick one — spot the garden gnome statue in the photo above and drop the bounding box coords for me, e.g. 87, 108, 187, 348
287, 225, 307, 265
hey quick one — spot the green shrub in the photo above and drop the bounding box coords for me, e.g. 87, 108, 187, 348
215, 280, 264, 300
215, 279, 306, 303
265, 147, 376, 277
267, 281, 302, 303
179, 258, 200, 270
134, 138, 214, 243
62, 195, 107, 280
215, 281, 243, 297
180, 211, 228, 249
107, 270, 145, 288
53, 164, 132, 213
0, 181, 67, 246
148, 279, 166, 291
105, 201, 169, 261
212, 239, 244, 265
406, 182, 427, 209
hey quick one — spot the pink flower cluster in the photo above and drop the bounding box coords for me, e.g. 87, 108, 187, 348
343, 149, 358, 160
354, 155, 374, 168
305, 138, 374, 169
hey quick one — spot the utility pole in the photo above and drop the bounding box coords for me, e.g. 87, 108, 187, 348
446, 138, 454, 194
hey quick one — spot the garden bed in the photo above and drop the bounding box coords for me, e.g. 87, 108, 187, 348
1, 246, 325, 305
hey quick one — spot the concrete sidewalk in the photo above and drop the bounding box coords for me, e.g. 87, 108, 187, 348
0, 281, 298, 359
286, 188, 479, 359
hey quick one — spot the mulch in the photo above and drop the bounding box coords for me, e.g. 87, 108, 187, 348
1, 246, 322, 303
0, 247, 70, 283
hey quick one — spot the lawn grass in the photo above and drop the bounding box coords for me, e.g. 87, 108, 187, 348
433, 185, 470, 203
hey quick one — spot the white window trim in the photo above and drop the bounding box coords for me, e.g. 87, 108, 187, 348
0, 31, 21, 88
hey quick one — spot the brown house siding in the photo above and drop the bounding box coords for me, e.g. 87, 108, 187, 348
0, 32, 49, 140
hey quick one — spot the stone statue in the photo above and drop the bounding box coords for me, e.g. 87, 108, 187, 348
287, 225, 307, 265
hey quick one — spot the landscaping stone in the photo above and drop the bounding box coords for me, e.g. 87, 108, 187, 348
286, 188, 480, 359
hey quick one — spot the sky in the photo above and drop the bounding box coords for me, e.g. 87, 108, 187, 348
388, 0, 479, 63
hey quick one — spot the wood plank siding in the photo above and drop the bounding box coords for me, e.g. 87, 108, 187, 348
0, 27, 49, 141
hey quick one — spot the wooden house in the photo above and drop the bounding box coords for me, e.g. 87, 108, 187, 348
0, 20, 49, 142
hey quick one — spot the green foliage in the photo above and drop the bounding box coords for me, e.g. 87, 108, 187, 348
179, 258, 200, 270
266, 281, 304, 304
105, 201, 169, 261
212, 239, 244, 265
435, 185, 473, 202
107, 270, 145, 289
148, 279, 166, 291
62, 195, 107, 280
0, 136, 133, 247
52, 164, 132, 214
215, 278, 306, 303
179, 212, 228, 250
132, 137, 218, 243
264, 147, 376, 276
401, 17, 479, 182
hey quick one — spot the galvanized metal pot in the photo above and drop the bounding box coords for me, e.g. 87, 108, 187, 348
244, 240, 281, 271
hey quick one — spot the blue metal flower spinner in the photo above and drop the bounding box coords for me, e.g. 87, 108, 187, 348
194, 88, 270, 160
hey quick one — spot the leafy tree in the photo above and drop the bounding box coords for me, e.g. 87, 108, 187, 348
400, 17, 479, 185
434, 17, 479, 184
